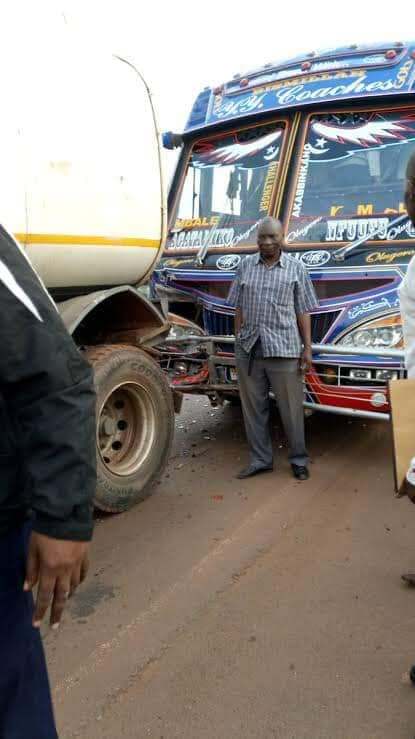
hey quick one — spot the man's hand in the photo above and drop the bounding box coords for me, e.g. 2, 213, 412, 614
300, 347, 313, 374
24, 532, 90, 629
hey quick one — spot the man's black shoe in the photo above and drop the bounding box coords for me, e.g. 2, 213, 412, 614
291, 464, 309, 481
402, 573, 415, 586
236, 464, 273, 480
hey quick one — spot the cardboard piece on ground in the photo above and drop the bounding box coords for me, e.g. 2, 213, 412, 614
389, 378, 415, 496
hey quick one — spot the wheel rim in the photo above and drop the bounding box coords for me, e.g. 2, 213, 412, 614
97, 382, 156, 477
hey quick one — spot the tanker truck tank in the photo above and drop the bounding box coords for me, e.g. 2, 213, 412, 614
1, 30, 165, 297
0, 20, 175, 512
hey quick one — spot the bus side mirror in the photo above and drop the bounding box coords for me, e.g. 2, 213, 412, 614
163, 131, 183, 150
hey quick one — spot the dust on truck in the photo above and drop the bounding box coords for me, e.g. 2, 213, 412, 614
1, 32, 175, 512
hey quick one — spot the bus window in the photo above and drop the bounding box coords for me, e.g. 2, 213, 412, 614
167, 122, 287, 250
285, 109, 415, 247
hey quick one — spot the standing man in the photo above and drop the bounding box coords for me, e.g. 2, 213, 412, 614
0, 224, 96, 738
227, 217, 318, 481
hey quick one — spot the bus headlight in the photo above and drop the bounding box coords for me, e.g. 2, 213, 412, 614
337, 315, 404, 350
167, 315, 205, 341
159, 315, 206, 354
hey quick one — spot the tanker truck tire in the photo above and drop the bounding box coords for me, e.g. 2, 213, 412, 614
86, 344, 174, 513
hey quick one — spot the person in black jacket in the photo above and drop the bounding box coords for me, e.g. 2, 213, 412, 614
0, 224, 96, 738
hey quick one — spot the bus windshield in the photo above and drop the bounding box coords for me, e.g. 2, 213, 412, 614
286, 108, 415, 247
167, 122, 286, 251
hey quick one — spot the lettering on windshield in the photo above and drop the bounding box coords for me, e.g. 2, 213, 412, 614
260, 162, 278, 212
292, 145, 312, 217
285, 108, 415, 247
167, 123, 285, 251
287, 217, 323, 244
170, 228, 235, 250
326, 218, 390, 242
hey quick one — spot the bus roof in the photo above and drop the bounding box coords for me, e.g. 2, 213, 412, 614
184, 42, 415, 134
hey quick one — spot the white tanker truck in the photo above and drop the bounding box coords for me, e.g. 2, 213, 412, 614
1, 24, 176, 512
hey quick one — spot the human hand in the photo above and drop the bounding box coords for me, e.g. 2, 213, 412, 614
300, 347, 313, 374
24, 532, 90, 629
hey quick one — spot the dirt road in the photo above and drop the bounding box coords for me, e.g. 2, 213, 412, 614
46, 397, 415, 738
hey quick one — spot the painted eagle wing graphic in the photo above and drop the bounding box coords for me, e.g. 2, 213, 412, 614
311, 120, 411, 147
204, 130, 282, 164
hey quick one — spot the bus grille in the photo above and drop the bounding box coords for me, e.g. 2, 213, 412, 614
203, 309, 234, 336
311, 311, 340, 343
203, 308, 339, 344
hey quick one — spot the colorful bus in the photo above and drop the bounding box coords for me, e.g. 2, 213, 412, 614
152, 42, 415, 418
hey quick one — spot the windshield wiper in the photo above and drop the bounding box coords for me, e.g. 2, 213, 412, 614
196, 229, 215, 265
332, 213, 408, 262
196, 215, 232, 266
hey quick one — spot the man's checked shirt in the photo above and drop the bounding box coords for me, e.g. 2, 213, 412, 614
227, 251, 319, 358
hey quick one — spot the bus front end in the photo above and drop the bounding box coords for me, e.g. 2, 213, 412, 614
153, 42, 415, 418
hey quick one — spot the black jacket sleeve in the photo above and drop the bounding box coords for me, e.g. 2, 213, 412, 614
0, 225, 96, 541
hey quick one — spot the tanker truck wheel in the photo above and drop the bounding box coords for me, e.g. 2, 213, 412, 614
86, 344, 174, 513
